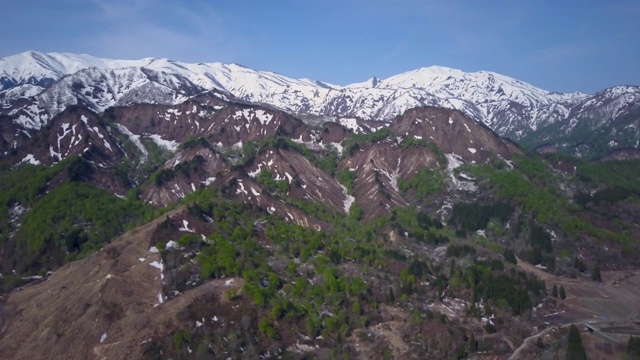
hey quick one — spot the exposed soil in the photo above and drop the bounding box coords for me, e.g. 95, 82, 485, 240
0, 207, 243, 360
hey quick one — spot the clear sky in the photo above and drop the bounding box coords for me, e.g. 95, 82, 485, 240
1, 0, 638, 93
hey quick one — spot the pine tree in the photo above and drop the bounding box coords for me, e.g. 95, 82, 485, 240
591, 265, 602, 282
552, 284, 558, 297
468, 333, 478, 352
559, 285, 566, 300
628, 335, 640, 358
565, 324, 587, 360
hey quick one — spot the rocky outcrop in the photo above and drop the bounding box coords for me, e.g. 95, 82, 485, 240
389, 107, 521, 163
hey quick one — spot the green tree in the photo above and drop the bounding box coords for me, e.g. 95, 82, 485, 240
627, 335, 640, 358
574, 257, 587, 272
258, 318, 278, 339
552, 284, 558, 297
591, 265, 602, 282
559, 285, 566, 300
468, 333, 478, 352
349, 204, 363, 221
565, 324, 587, 360
387, 287, 395, 303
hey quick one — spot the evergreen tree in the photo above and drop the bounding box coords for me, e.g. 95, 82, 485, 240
591, 265, 602, 282
628, 336, 640, 358
503, 248, 517, 264
468, 333, 478, 352
559, 285, 566, 300
552, 284, 558, 297
565, 324, 587, 360
387, 287, 395, 303
574, 257, 586, 272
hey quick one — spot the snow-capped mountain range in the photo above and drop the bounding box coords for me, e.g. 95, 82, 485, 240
1, 51, 639, 158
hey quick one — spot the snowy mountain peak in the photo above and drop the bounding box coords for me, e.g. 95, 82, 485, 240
378, 66, 466, 89
0, 51, 86, 85
345, 76, 380, 89
417, 65, 466, 76
0, 51, 637, 156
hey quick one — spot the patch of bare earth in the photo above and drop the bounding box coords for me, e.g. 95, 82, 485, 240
0, 208, 243, 360
346, 305, 411, 359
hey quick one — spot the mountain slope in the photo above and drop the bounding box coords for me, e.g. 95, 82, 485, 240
4, 50, 638, 161
521, 85, 640, 158
1, 90, 639, 359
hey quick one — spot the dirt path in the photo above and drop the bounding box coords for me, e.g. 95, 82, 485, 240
503, 336, 516, 351
508, 326, 554, 360
515, 256, 584, 285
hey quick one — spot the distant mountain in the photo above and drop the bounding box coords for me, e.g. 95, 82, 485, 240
1, 51, 639, 159
520, 85, 640, 158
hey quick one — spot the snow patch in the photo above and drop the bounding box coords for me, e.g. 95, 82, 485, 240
339, 118, 365, 133
166, 240, 178, 249
330, 142, 344, 156
166, 108, 182, 116
148, 134, 179, 152
116, 124, 148, 161
340, 184, 355, 213
179, 220, 195, 233
445, 153, 477, 192
255, 109, 273, 125
201, 177, 216, 186
20, 154, 40, 165
236, 180, 248, 195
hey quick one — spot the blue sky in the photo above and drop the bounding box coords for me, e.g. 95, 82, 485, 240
1, 0, 638, 93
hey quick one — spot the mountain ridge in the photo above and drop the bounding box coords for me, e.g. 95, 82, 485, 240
1, 50, 639, 160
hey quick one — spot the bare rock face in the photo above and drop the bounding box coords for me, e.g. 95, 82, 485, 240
0, 113, 22, 155
202, 105, 315, 146
339, 141, 439, 219
245, 147, 348, 213
600, 148, 640, 161
319, 121, 350, 145
389, 106, 521, 163
15, 106, 123, 166
107, 99, 223, 145
217, 173, 330, 231
141, 146, 229, 206
0, 207, 242, 360
110, 99, 315, 149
